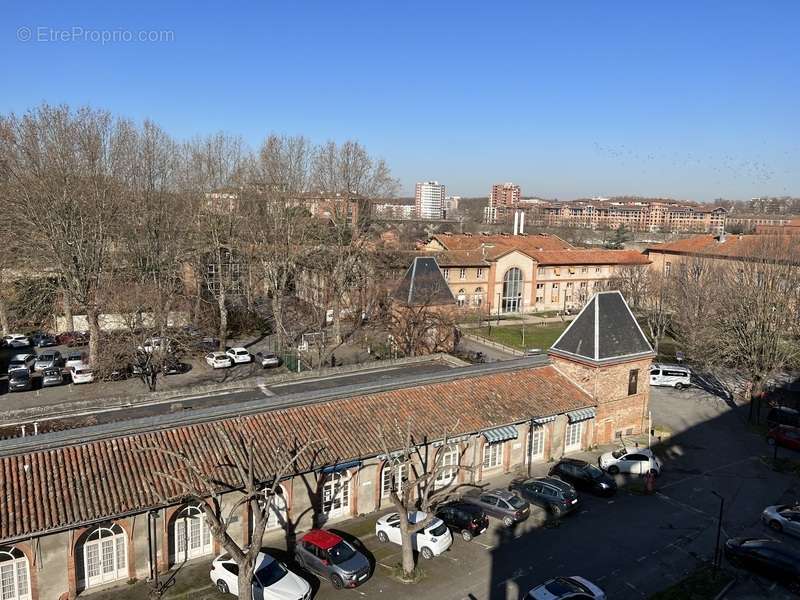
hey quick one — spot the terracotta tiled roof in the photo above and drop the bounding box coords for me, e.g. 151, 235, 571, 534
419, 250, 490, 267
0, 364, 592, 542
431, 233, 574, 255
530, 249, 650, 266
645, 234, 800, 262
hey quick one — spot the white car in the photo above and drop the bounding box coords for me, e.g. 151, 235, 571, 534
206, 352, 233, 369
599, 447, 662, 476
3, 334, 30, 348
64, 352, 87, 371
69, 363, 95, 384
762, 504, 800, 537
649, 363, 692, 389
209, 552, 311, 599
226, 347, 253, 364
526, 576, 606, 599
375, 511, 452, 559
8, 353, 37, 372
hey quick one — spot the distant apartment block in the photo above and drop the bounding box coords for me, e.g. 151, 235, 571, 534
540, 199, 726, 233
373, 199, 416, 220
415, 181, 446, 219
490, 183, 521, 209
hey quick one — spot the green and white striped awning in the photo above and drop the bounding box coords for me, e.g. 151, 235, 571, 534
482, 425, 519, 443
567, 407, 596, 423
533, 415, 557, 425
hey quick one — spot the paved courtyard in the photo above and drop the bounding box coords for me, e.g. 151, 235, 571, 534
88, 384, 800, 600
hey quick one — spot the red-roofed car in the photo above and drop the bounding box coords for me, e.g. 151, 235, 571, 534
294, 529, 371, 589
768, 426, 800, 451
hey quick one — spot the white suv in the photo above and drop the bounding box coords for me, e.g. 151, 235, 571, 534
375, 511, 452, 559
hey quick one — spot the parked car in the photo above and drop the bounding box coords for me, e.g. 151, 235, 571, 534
205, 352, 233, 369
509, 477, 580, 517
435, 500, 490, 541
42, 367, 64, 387
138, 337, 172, 354
463, 489, 530, 527
599, 447, 662, 476
649, 363, 692, 389
8, 369, 34, 392
768, 407, 800, 430
767, 426, 800, 451
762, 504, 800, 536
549, 458, 617, 497
209, 551, 311, 599
33, 351, 63, 371
8, 353, 36, 372
194, 337, 220, 352
69, 363, 94, 384
256, 351, 281, 368
3, 334, 30, 348
375, 511, 453, 559
525, 576, 607, 599
294, 529, 371, 589
55, 331, 86, 346
31, 333, 57, 348
724, 537, 800, 589
162, 359, 190, 376
64, 352, 87, 371
226, 347, 253, 364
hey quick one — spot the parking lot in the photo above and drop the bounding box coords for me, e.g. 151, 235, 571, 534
89, 382, 800, 600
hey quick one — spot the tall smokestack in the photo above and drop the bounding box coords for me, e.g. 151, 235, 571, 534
519, 211, 525, 234
513, 210, 519, 235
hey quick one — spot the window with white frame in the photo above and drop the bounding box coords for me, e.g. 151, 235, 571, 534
473, 287, 484, 307
476, 268, 484, 279
482, 442, 504, 470
459, 268, 467, 280
456, 289, 466, 307
83, 524, 127, 588
0, 546, 30, 600
442, 269, 450, 280
381, 462, 408, 498
173, 504, 212, 562
550, 282, 559, 303
529, 427, 545, 460
535, 283, 544, 303
565, 421, 583, 452
322, 471, 351, 517
434, 445, 459, 487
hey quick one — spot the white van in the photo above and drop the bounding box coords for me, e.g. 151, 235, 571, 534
649, 363, 691, 389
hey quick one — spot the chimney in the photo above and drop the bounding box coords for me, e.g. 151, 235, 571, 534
717, 231, 727, 243
519, 211, 525, 234
513, 211, 519, 235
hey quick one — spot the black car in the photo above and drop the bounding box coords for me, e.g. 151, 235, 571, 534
549, 458, 617, 497
8, 369, 33, 392
436, 500, 490, 541
725, 537, 800, 589
767, 407, 800, 429
509, 477, 580, 517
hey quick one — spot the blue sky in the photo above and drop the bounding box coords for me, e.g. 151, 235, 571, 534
2, 0, 798, 200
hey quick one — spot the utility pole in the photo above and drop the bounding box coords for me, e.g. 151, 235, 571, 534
711, 491, 724, 571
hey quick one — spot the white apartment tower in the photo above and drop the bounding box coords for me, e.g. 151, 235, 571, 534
415, 181, 446, 219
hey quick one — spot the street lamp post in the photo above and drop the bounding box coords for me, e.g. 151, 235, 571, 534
711, 491, 724, 571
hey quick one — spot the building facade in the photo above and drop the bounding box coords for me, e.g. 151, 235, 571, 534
422, 233, 650, 314
415, 181, 446, 220
0, 295, 653, 600
490, 183, 521, 209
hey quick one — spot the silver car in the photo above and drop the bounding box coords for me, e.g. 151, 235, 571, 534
762, 504, 800, 536
34, 350, 63, 371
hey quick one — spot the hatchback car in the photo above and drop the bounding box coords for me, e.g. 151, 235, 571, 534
767, 426, 800, 451
435, 500, 490, 541
763, 505, 800, 537
725, 537, 800, 588
2, 334, 30, 348
32, 333, 57, 348
210, 551, 311, 599
205, 352, 233, 369
526, 576, 606, 599
463, 489, 530, 527
226, 347, 253, 364
549, 458, 617, 496
69, 364, 94, 384
599, 447, 662, 476
375, 511, 452, 559
34, 351, 63, 371
509, 477, 580, 517
256, 351, 281, 368
42, 367, 64, 387
294, 529, 371, 589
64, 352, 87, 371
8, 353, 36, 372
8, 369, 33, 392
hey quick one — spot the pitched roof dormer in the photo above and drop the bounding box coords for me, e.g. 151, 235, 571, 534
549, 291, 655, 366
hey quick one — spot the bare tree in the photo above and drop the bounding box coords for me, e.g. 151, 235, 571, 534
609, 266, 672, 354
669, 257, 721, 365
142, 425, 319, 600
378, 420, 471, 581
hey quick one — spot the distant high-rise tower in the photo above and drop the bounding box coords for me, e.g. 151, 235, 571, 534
490, 183, 521, 209
415, 181, 446, 219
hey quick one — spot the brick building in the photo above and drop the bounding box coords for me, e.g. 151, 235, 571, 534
0, 293, 652, 600
490, 183, 521, 209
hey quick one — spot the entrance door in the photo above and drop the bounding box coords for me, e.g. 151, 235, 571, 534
174, 505, 212, 562
84, 526, 127, 588
321, 472, 351, 519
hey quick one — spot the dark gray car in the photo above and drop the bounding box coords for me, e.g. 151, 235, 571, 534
295, 530, 371, 589
8, 369, 33, 392
42, 367, 64, 387
464, 489, 530, 527
34, 350, 63, 371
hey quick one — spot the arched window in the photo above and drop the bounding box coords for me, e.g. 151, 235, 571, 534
473, 287, 484, 307
83, 524, 127, 588
456, 289, 466, 308
173, 504, 212, 562
0, 546, 30, 600
502, 268, 523, 313
321, 471, 351, 518
434, 445, 459, 488
381, 462, 408, 498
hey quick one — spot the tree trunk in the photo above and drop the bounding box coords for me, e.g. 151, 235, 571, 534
62, 291, 74, 332
237, 570, 253, 600
86, 306, 101, 366
271, 293, 284, 350
399, 519, 416, 580
0, 296, 9, 336
218, 291, 228, 350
